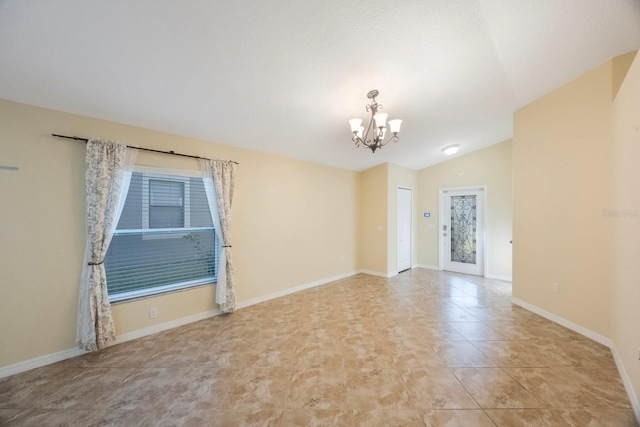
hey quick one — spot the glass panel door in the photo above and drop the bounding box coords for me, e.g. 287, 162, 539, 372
450, 195, 477, 264
440, 187, 485, 276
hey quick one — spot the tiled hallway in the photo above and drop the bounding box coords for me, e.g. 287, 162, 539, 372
0, 269, 636, 426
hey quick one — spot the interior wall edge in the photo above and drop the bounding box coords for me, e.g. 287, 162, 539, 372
612, 346, 640, 423
235, 270, 360, 309
359, 269, 398, 278
513, 290, 640, 423
511, 296, 638, 422
511, 297, 611, 346
0, 347, 87, 380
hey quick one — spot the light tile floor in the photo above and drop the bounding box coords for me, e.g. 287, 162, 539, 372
1, 269, 637, 426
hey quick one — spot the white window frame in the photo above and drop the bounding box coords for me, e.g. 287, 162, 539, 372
138, 167, 195, 239
107, 166, 217, 302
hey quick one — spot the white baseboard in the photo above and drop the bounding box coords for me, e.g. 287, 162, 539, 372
0, 308, 222, 379
236, 271, 359, 309
511, 297, 639, 422
0, 347, 87, 379
0, 271, 359, 379
485, 273, 513, 282
414, 265, 512, 283
112, 308, 222, 345
415, 264, 440, 271
511, 297, 611, 346
359, 269, 397, 278
610, 345, 640, 423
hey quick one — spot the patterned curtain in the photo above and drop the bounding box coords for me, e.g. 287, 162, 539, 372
200, 159, 236, 313
77, 139, 137, 351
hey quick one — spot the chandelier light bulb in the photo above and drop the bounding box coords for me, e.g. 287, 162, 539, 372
388, 119, 402, 134
349, 118, 363, 133
374, 112, 388, 128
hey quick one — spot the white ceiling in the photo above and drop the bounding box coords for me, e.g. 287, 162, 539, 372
1, 0, 639, 171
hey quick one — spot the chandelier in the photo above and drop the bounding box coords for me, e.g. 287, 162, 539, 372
349, 90, 402, 153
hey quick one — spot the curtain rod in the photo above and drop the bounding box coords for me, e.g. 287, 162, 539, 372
51, 134, 239, 165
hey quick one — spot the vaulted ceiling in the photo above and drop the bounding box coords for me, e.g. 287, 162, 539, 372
1, 1, 639, 171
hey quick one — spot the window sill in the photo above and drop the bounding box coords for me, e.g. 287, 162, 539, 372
109, 280, 217, 305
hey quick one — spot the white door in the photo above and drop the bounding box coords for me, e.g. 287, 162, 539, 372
397, 187, 412, 273
440, 186, 485, 276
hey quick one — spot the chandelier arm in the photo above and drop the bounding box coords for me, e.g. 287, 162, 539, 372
380, 134, 400, 147
362, 101, 383, 148
363, 114, 376, 146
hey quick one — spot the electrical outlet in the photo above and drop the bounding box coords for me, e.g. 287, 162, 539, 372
552, 283, 559, 294
149, 307, 158, 319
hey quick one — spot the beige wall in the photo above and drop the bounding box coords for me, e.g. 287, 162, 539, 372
358, 164, 388, 274
513, 49, 639, 414
416, 141, 513, 278
611, 51, 640, 411
0, 99, 359, 368
512, 56, 623, 338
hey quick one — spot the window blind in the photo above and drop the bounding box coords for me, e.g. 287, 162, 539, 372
105, 171, 219, 302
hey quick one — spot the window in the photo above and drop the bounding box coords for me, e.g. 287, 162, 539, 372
105, 167, 219, 302
141, 173, 191, 238
148, 178, 185, 228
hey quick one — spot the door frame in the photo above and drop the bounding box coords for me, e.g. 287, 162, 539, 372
438, 185, 488, 276
396, 186, 413, 273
